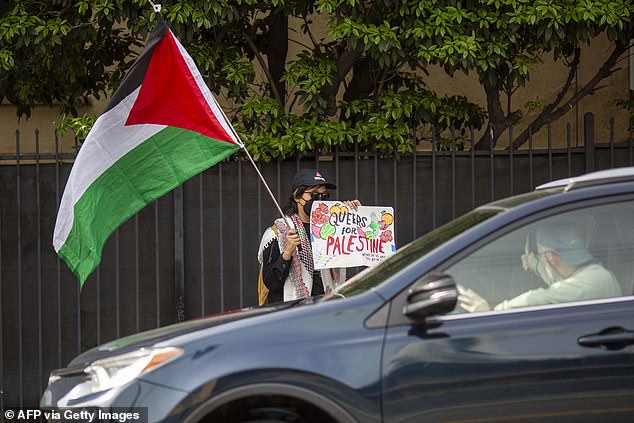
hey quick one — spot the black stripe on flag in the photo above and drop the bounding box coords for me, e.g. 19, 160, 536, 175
103, 17, 170, 114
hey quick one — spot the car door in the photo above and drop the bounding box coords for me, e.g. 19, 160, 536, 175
381, 198, 634, 422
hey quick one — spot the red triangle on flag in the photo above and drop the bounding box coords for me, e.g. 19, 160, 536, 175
126, 31, 236, 144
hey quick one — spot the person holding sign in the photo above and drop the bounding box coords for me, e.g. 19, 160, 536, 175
257, 169, 361, 304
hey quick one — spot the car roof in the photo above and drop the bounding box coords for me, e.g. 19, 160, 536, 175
535, 167, 634, 192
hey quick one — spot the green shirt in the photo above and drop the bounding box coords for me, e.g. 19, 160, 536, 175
495, 263, 622, 310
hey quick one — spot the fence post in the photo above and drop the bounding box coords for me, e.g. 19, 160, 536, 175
584, 112, 595, 173
174, 186, 185, 322
15, 129, 24, 407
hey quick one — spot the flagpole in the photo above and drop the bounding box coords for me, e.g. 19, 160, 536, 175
146, 0, 162, 13
147, 4, 293, 230
242, 147, 291, 223
215, 104, 294, 229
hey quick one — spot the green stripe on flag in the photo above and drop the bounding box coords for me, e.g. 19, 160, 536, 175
58, 126, 241, 285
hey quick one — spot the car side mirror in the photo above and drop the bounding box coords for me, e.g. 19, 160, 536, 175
403, 274, 458, 320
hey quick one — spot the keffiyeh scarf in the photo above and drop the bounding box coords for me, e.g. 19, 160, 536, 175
275, 214, 312, 299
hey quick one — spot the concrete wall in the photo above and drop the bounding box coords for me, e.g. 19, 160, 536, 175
0, 98, 106, 155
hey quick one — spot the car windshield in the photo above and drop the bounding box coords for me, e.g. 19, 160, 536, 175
323, 189, 561, 300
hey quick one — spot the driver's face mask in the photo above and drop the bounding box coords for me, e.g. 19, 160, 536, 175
536, 254, 561, 286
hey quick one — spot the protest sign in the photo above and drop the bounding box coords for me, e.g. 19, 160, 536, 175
310, 201, 396, 269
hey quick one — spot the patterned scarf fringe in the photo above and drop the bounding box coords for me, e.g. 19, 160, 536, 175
275, 214, 312, 299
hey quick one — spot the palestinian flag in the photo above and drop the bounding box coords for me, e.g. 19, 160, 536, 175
53, 18, 242, 286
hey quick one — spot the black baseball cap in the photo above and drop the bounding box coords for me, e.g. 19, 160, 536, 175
291, 168, 337, 192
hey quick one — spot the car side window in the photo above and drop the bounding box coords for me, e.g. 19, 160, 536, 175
444, 200, 634, 315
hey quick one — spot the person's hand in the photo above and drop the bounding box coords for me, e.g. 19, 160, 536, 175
521, 252, 535, 272
521, 235, 536, 272
344, 199, 361, 210
458, 288, 491, 312
282, 229, 301, 261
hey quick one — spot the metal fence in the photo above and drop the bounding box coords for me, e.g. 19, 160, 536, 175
1, 113, 633, 408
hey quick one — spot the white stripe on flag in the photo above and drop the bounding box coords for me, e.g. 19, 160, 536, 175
53, 88, 165, 251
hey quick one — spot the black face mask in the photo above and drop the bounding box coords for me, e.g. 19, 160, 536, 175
302, 199, 313, 216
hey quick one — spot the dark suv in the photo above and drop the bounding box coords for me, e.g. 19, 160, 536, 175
41, 168, 634, 422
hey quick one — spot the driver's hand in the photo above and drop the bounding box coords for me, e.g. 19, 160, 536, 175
521, 251, 537, 272
521, 235, 537, 272
458, 288, 491, 312
521, 252, 532, 271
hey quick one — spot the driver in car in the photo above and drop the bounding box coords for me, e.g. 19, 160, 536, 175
459, 221, 622, 312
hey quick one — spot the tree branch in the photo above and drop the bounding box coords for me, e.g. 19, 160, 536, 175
509, 41, 627, 150
302, 16, 320, 51
242, 30, 284, 108
319, 47, 361, 116
543, 47, 581, 115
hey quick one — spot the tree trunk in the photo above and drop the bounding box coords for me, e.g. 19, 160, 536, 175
243, 31, 284, 108
343, 57, 376, 103
266, 11, 288, 106
474, 76, 522, 150
320, 47, 361, 116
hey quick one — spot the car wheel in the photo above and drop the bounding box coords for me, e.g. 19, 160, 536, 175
198, 394, 336, 423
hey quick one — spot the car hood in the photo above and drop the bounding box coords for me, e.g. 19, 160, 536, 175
68, 300, 302, 366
